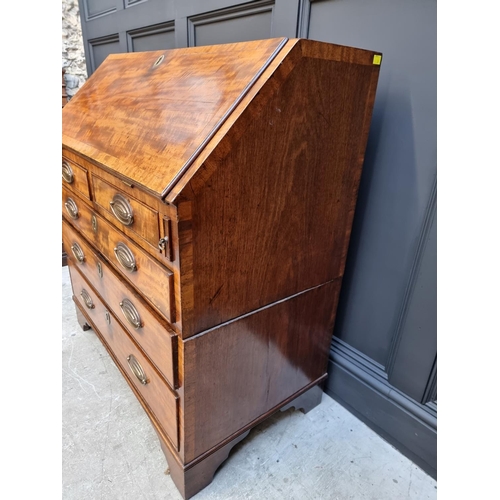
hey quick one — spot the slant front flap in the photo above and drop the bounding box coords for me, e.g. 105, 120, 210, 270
62, 38, 287, 198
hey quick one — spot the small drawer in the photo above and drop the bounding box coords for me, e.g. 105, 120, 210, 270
62, 157, 90, 199
69, 264, 179, 451
92, 175, 160, 248
62, 188, 98, 246
63, 219, 178, 389
62, 188, 175, 324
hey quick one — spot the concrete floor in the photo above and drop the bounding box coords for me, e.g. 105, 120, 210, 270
62, 267, 437, 499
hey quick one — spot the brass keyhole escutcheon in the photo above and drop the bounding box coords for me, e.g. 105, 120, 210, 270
153, 55, 164, 68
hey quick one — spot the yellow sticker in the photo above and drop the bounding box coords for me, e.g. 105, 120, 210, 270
373, 54, 382, 65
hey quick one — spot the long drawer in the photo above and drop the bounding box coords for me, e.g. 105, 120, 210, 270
63, 219, 178, 389
69, 263, 179, 450
62, 187, 175, 324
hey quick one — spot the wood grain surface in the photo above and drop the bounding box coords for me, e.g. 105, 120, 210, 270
92, 174, 160, 247
63, 219, 178, 389
69, 264, 179, 450
62, 188, 176, 325
181, 280, 340, 462
62, 156, 90, 200
177, 41, 380, 336
62, 38, 288, 196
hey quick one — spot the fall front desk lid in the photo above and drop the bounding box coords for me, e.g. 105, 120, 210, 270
62, 38, 290, 200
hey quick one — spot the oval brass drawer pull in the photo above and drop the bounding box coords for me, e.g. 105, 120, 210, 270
64, 197, 79, 220
62, 160, 74, 184
114, 242, 137, 273
80, 288, 94, 309
70, 242, 85, 263
109, 193, 134, 226
119, 298, 143, 329
127, 354, 148, 385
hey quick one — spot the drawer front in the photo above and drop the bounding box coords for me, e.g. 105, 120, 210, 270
92, 175, 160, 248
63, 219, 177, 389
62, 188, 175, 323
62, 157, 90, 199
69, 264, 179, 450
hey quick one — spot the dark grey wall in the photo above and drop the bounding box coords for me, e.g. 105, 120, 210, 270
77, 0, 437, 478
311, 0, 437, 367
305, 0, 437, 477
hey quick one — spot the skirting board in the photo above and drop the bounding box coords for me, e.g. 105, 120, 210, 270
325, 339, 437, 479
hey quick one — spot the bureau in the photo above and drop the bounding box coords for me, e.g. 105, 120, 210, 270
62, 38, 381, 498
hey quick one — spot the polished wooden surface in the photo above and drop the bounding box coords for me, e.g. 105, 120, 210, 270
182, 281, 339, 462
177, 40, 380, 337
62, 148, 180, 265
62, 38, 288, 197
165, 39, 380, 203
92, 174, 160, 247
69, 263, 179, 450
157, 428, 251, 500
63, 219, 178, 389
62, 38, 381, 499
62, 188, 175, 325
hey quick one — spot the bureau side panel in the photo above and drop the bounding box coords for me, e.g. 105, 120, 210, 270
182, 280, 340, 463
182, 44, 380, 336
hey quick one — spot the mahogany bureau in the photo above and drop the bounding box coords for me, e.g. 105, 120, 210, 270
62, 38, 381, 498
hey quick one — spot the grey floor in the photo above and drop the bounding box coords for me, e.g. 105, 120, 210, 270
62, 267, 437, 500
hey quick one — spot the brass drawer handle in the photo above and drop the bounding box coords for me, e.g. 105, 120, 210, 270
109, 193, 134, 226
62, 160, 74, 184
80, 288, 94, 309
119, 298, 143, 329
127, 354, 148, 385
64, 197, 79, 219
114, 242, 137, 273
70, 242, 85, 263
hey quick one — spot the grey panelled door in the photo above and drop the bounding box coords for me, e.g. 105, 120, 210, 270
76, 0, 437, 479
78, 0, 177, 75
78, 0, 300, 76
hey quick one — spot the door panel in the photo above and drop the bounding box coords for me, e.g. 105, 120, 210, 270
388, 185, 437, 403
127, 22, 176, 52
82, 0, 118, 20
88, 34, 120, 71
188, 3, 274, 47
78, 0, 176, 74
